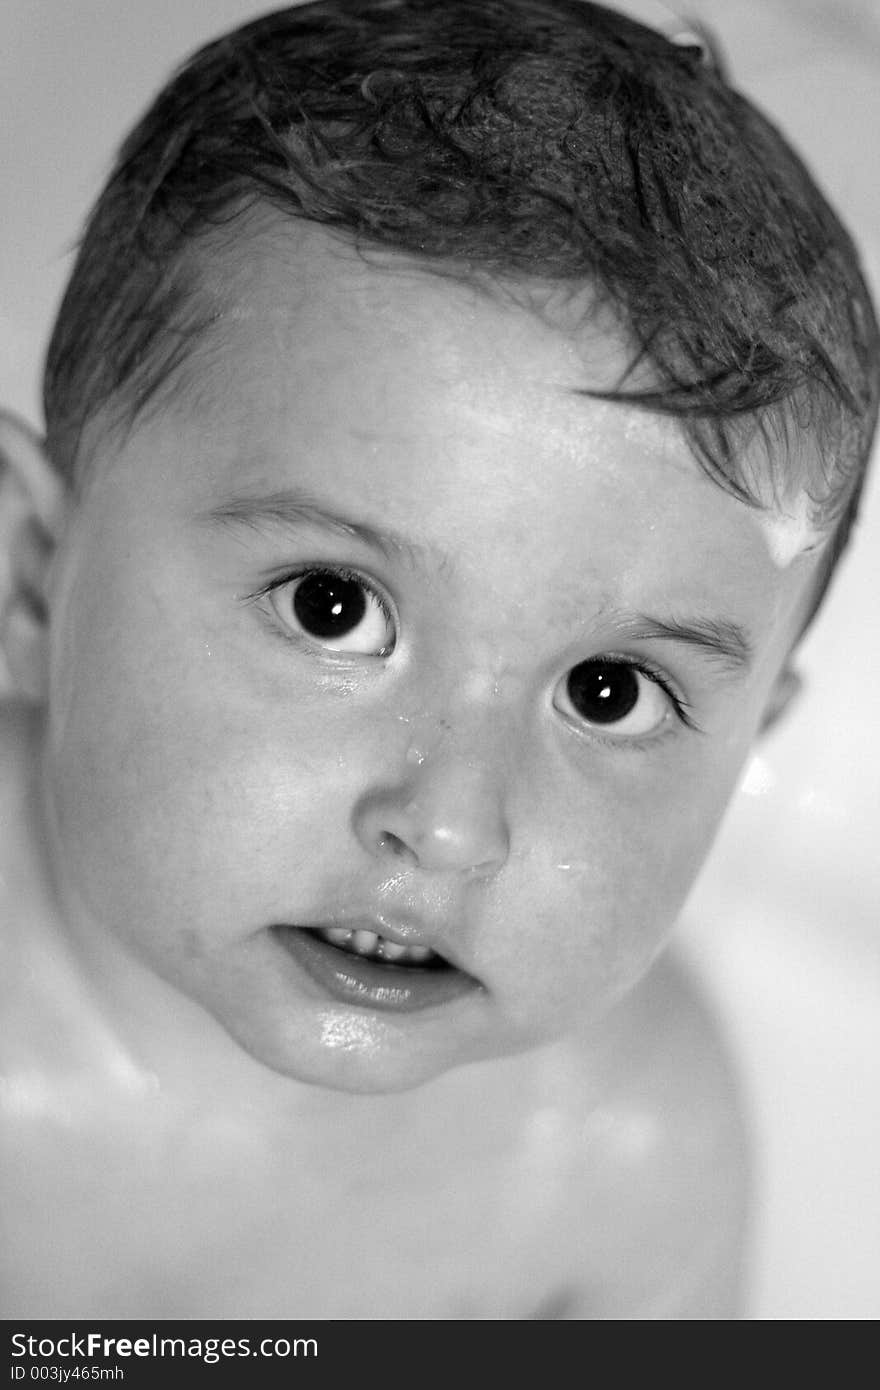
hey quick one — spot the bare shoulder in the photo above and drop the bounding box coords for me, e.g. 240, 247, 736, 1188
599, 943, 751, 1155
561, 950, 750, 1317
509, 948, 753, 1319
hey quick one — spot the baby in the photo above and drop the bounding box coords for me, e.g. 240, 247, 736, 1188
1, 0, 877, 1321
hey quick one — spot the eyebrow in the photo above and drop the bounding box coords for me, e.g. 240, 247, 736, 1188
196, 487, 423, 564
197, 488, 754, 671
616, 613, 755, 673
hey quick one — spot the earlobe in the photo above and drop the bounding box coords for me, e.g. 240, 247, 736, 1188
0, 411, 67, 703
758, 663, 803, 736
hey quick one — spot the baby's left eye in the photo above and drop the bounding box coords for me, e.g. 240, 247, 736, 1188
554, 659, 676, 738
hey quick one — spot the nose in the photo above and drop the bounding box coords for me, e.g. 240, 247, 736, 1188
351, 752, 511, 877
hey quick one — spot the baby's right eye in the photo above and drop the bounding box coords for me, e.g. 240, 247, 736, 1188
266, 567, 396, 656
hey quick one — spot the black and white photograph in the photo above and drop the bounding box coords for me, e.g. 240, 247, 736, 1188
2, 0, 878, 1334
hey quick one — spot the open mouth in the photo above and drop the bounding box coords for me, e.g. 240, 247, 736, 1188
313, 924, 445, 968
273, 924, 481, 1012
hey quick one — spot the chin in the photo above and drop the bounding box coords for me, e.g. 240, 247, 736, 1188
218, 1005, 487, 1097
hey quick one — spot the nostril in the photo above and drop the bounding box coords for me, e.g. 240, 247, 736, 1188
353, 772, 510, 876
377, 830, 415, 862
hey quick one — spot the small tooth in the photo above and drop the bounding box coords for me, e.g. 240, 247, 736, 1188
405, 946, 432, 964
325, 927, 352, 946
352, 928, 380, 955
380, 940, 408, 962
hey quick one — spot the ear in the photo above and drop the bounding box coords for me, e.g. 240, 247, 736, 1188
0, 411, 67, 702
758, 662, 803, 737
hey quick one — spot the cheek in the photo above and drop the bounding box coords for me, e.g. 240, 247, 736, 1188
46, 581, 263, 932
44, 571, 387, 945
487, 743, 746, 1019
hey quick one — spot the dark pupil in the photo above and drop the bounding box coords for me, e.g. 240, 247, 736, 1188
566, 661, 639, 724
293, 573, 366, 638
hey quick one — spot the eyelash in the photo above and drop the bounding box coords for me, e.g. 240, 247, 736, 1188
625, 658, 696, 730
571, 656, 701, 746
244, 567, 701, 740
248, 564, 396, 649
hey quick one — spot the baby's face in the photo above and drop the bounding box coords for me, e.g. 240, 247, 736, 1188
42, 225, 819, 1092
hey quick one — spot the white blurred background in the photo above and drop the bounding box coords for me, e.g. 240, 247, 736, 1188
1, 0, 878, 1319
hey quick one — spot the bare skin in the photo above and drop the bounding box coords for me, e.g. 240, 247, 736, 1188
1, 224, 820, 1319
1, 706, 748, 1320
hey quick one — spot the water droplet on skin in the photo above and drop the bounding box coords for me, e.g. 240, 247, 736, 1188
318, 1012, 384, 1054
377, 872, 408, 895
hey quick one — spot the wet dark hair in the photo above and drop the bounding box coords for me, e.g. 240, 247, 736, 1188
43, 0, 879, 618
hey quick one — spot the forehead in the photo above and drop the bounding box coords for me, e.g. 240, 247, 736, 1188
84, 222, 824, 648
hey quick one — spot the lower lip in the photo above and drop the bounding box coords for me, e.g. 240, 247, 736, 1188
273, 926, 482, 1013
